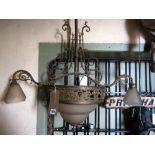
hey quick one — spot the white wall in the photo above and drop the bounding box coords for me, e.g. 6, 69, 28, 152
0, 19, 144, 134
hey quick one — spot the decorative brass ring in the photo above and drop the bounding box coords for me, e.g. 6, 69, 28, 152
51, 85, 106, 105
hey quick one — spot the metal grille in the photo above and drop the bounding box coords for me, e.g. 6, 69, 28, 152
48, 52, 155, 135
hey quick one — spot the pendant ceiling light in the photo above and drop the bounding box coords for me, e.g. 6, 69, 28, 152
3, 19, 142, 125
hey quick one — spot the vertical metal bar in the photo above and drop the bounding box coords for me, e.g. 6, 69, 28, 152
73, 126, 76, 135
128, 62, 131, 85
63, 122, 67, 135
84, 120, 87, 135
108, 61, 111, 135
145, 62, 148, 94
86, 60, 89, 135
64, 56, 68, 135
94, 61, 97, 135
76, 125, 78, 135
118, 61, 122, 135
67, 19, 71, 49
105, 61, 107, 135
115, 61, 118, 135
75, 19, 79, 135
124, 61, 128, 134
97, 60, 100, 135
149, 62, 152, 95
149, 62, 153, 115
138, 59, 142, 132
98, 104, 100, 134
94, 109, 97, 135
83, 60, 88, 135
86, 117, 89, 135
125, 61, 128, 91
74, 19, 79, 85
139, 60, 141, 94
48, 115, 54, 135
135, 62, 137, 89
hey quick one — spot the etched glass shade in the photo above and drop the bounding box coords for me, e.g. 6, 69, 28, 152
4, 81, 26, 103
59, 104, 97, 125
123, 86, 142, 107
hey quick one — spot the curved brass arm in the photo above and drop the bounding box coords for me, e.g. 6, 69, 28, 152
11, 70, 39, 85
104, 74, 134, 88
10, 70, 134, 90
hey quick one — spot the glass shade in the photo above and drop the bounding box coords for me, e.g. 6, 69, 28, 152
123, 85, 142, 107
59, 103, 97, 125
4, 80, 26, 103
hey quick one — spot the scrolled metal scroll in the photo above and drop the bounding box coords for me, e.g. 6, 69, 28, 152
62, 20, 71, 35
12, 70, 39, 85
55, 29, 63, 42
82, 21, 90, 35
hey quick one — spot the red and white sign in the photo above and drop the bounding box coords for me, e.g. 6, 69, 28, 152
105, 96, 155, 109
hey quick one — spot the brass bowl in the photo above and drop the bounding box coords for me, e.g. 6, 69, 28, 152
58, 86, 106, 125
56, 85, 106, 105
46, 85, 106, 125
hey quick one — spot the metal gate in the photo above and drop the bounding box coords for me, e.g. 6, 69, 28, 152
48, 51, 155, 135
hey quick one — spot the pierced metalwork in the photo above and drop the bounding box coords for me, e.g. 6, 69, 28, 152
49, 85, 106, 105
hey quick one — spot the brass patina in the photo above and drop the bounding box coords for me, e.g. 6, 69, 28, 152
55, 85, 106, 105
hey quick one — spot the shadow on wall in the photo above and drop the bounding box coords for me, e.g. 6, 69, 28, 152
125, 19, 152, 52
0, 82, 9, 102
0, 85, 11, 135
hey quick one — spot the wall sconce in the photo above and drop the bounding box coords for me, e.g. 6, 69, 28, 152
3, 19, 142, 125
4, 79, 26, 103
4, 70, 39, 103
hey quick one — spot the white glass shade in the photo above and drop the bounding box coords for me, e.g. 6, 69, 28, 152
4, 81, 26, 103
123, 86, 142, 107
59, 103, 97, 125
